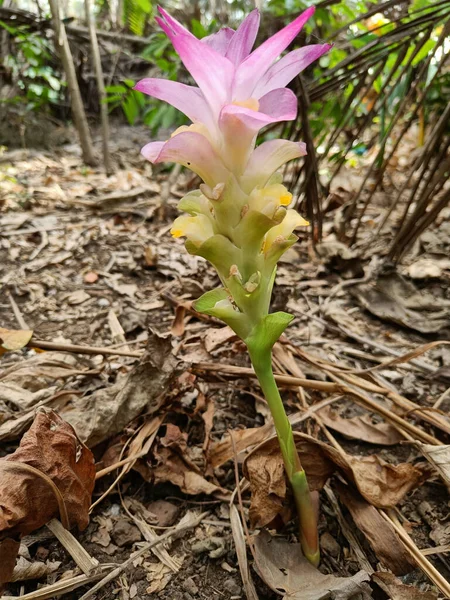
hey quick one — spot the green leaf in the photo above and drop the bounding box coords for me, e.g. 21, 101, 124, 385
193, 288, 229, 314
193, 288, 249, 339
245, 312, 294, 356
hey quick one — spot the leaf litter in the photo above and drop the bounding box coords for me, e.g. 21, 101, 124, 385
1, 133, 450, 598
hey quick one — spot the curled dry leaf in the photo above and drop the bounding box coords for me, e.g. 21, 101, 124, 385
0, 410, 95, 585
0, 409, 95, 535
372, 571, 438, 600
0, 411, 95, 583
253, 530, 371, 600
317, 406, 403, 446
243, 433, 428, 528
0, 327, 33, 355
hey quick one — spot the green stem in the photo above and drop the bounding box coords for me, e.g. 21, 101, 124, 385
248, 345, 320, 566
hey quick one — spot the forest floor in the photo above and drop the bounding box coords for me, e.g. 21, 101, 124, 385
1, 124, 450, 600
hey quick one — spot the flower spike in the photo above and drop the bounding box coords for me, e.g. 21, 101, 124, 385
135, 6, 330, 566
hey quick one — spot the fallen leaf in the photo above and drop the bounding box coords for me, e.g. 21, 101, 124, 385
0, 539, 20, 588
204, 326, 236, 353
253, 530, 371, 600
63, 290, 91, 305
11, 557, 60, 582
335, 481, 415, 575
209, 424, 273, 468
0, 410, 95, 586
152, 446, 221, 495
62, 330, 181, 446
0, 327, 33, 355
145, 560, 177, 594
372, 571, 438, 600
349, 271, 450, 334
317, 406, 403, 446
243, 434, 428, 527
418, 444, 450, 489
242, 436, 287, 528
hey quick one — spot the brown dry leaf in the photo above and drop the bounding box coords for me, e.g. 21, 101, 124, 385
345, 453, 428, 508
0, 410, 95, 586
253, 530, 371, 600
152, 446, 222, 496
209, 424, 273, 468
0, 410, 95, 537
418, 444, 450, 489
204, 326, 236, 353
243, 434, 428, 527
242, 436, 287, 528
372, 572, 438, 600
145, 561, 177, 594
0, 327, 33, 355
335, 481, 415, 575
170, 302, 192, 337
11, 557, 60, 582
62, 330, 181, 446
318, 406, 403, 446
0, 539, 20, 588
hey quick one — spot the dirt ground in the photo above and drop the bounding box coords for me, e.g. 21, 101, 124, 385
1, 124, 450, 599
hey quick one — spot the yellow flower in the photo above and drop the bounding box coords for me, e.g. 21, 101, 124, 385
171, 214, 214, 247
263, 209, 308, 252
249, 184, 293, 217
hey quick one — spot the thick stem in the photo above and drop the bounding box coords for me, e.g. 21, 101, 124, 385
248, 345, 320, 566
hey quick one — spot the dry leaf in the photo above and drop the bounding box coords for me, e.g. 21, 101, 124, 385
0, 327, 33, 355
204, 326, 236, 353
335, 481, 415, 575
0, 409, 95, 538
0, 410, 95, 586
11, 557, 60, 582
318, 406, 403, 446
242, 437, 287, 528
209, 424, 273, 468
253, 530, 371, 600
372, 572, 438, 600
152, 447, 221, 495
63, 330, 181, 446
0, 539, 20, 587
418, 444, 450, 489
243, 434, 428, 527
350, 271, 450, 334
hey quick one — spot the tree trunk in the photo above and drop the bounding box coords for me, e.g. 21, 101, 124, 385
85, 0, 112, 174
48, 0, 97, 166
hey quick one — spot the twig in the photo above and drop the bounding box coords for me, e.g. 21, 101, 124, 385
28, 339, 141, 358
46, 519, 99, 576
78, 511, 209, 600
0, 566, 113, 600
7, 291, 29, 330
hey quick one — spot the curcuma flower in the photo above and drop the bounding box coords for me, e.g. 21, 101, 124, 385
135, 7, 330, 566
